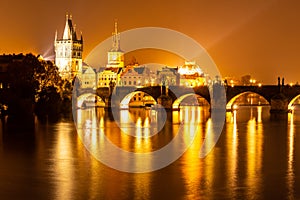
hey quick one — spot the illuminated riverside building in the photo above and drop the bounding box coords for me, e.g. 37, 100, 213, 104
178, 61, 205, 87
81, 65, 97, 89
97, 68, 120, 87
54, 14, 83, 80
119, 66, 151, 86
157, 66, 179, 86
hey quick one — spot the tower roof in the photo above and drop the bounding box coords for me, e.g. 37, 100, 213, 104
63, 14, 78, 40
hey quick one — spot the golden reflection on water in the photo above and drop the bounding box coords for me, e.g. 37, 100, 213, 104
3, 104, 300, 199
75, 128, 102, 199
54, 122, 76, 199
225, 110, 238, 196
200, 117, 216, 198
287, 112, 295, 197
76, 106, 211, 198
246, 107, 263, 196
180, 106, 209, 199
73, 105, 300, 199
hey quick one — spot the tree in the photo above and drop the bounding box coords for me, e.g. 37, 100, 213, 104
1, 53, 73, 119
4, 54, 39, 117
34, 57, 74, 117
34, 59, 62, 99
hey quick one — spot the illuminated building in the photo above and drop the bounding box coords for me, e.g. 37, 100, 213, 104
157, 66, 179, 86
119, 66, 150, 86
97, 68, 120, 87
81, 66, 97, 89
54, 14, 83, 80
178, 61, 205, 87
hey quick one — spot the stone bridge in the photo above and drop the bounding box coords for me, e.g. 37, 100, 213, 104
75, 85, 300, 112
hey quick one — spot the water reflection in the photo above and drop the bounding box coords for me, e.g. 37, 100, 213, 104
287, 112, 295, 198
53, 122, 75, 199
225, 110, 238, 197
179, 106, 209, 199
246, 108, 263, 197
2, 105, 300, 199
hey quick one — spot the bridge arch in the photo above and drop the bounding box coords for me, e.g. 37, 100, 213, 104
120, 91, 157, 109
77, 93, 105, 108
226, 91, 269, 110
173, 93, 209, 110
288, 94, 300, 110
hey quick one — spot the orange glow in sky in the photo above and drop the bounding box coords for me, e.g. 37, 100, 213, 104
0, 0, 300, 84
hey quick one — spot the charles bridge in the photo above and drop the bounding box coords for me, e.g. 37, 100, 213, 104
75, 84, 300, 113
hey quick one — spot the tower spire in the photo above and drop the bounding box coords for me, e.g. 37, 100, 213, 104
55, 30, 57, 42
114, 20, 118, 35
63, 13, 71, 40
111, 20, 120, 51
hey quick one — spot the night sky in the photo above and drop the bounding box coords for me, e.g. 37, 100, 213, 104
1, 0, 300, 84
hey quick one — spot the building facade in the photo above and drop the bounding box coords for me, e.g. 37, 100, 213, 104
119, 66, 150, 86
97, 68, 120, 87
81, 66, 97, 89
178, 61, 205, 87
54, 14, 83, 80
157, 66, 179, 86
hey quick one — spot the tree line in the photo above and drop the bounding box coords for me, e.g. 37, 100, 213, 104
0, 53, 73, 121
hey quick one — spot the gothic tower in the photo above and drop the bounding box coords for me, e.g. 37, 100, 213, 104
54, 14, 83, 79
106, 21, 124, 68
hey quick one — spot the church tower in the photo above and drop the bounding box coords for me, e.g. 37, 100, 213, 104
54, 14, 83, 79
106, 21, 124, 68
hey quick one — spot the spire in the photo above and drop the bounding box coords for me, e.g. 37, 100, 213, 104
63, 14, 71, 40
54, 30, 57, 43
73, 24, 77, 40
111, 20, 121, 51
80, 31, 83, 42
114, 20, 118, 35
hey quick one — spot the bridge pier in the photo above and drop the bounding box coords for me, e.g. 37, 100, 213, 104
157, 95, 173, 110
270, 93, 289, 113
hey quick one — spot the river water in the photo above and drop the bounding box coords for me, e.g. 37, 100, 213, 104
0, 106, 300, 199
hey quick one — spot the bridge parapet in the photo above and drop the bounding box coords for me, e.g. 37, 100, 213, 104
75, 85, 300, 112
225, 85, 280, 103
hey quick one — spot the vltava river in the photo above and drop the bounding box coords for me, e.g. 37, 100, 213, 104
0, 106, 300, 199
